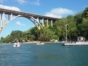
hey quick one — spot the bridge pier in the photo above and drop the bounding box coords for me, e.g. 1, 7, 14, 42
2, 12, 5, 26
0, 14, 1, 28
51, 20, 53, 27
46, 19, 49, 27
40, 19, 54, 27
0, 13, 4, 32
0, 14, 2, 28
35, 18, 55, 28
42, 18, 44, 27
0, 13, 3, 37
37, 18, 39, 23
8, 13, 12, 20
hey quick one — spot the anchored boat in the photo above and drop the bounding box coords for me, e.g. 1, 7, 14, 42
64, 41, 88, 46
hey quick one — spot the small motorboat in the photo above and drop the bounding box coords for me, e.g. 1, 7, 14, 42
36, 41, 45, 45
13, 42, 21, 47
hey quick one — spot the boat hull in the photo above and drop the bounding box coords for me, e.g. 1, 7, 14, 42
64, 42, 88, 46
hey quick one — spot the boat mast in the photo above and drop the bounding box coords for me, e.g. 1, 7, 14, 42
65, 24, 68, 43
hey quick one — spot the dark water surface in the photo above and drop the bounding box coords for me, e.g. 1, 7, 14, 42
0, 43, 88, 66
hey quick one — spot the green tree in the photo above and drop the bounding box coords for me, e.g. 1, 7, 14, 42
54, 18, 67, 40
82, 7, 88, 18
67, 15, 77, 41
39, 27, 57, 41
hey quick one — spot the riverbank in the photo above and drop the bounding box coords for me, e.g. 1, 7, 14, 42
0, 41, 63, 44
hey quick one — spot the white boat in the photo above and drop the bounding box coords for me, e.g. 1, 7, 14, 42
36, 42, 45, 45
64, 41, 88, 46
13, 42, 21, 47
64, 24, 88, 46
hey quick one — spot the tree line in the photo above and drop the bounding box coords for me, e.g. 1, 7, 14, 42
0, 7, 88, 43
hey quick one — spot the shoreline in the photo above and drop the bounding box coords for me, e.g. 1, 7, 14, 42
0, 41, 62, 44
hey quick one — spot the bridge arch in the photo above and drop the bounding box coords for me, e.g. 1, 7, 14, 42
0, 15, 42, 33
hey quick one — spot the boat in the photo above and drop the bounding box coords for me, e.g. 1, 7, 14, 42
36, 41, 45, 45
13, 42, 21, 47
64, 24, 88, 46
64, 41, 88, 46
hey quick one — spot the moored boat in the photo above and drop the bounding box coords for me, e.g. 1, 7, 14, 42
64, 41, 88, 46
13, 42, 21, 47
36, 41, 45, 45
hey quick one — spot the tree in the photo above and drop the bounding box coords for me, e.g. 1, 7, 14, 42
10, 30, 23, 42
82, 7, 88, 18
54, 18, 67, 40
38, 27, 57, 41
67, 15, 77, 41
29, 27, 40, 40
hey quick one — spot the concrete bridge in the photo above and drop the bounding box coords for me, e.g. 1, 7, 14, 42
0, 8, 59, 32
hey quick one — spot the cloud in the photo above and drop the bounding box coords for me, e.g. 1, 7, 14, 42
0, 4, 20, 11
45, 8, 76, 18
30, 0, 40, 6
45, 12, 62, 18
17, 0, 26, 4
16, 0, 40, 5
16, 21, 25, 26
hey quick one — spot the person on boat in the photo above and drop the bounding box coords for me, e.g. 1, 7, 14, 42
13, 41, 17, 47
17, 41, 21, 47
13, 41, 21, 47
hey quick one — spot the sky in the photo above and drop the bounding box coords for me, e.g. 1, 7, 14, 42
0, 0, 88, 37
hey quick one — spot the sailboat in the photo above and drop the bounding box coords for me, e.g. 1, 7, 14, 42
64, 24, 88, 46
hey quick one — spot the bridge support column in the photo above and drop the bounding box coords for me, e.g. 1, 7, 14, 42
8, 13, 12, 20
55, 20, 57, 22
42, 18, 44, 27
8, 15, 10, 20
2, 12, 5, 26
37, 17, 41, 28
47, 19, 49, 27
51, 20, 53, 26
37, 18, 39, 23
0, 13, 3, 32
0, 14, 1, 27
1, 13, 3, 28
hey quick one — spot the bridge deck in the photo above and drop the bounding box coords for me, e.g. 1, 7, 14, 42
0, 8, 59, 20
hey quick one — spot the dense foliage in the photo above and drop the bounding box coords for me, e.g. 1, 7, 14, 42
0, 7, 88, 43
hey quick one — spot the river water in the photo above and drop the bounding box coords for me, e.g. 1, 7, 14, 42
0, 43, 88, 66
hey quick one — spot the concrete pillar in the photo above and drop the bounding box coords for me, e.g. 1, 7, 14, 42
0, 14, 1, 32
51, 20, 53, 26
37, 17, 40, 27
8, 15, 10, 20
1, 13, 2, 27
2, 12, 5, 25
37, 17, 39, 23
10, 13, 12, 20
42, 18, 44, 26
55, 20, 57, 22
0, 14, 1, 28
8, 13, 12, 20
47, 19, 49, 27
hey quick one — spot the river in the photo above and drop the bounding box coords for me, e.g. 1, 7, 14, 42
0, 43, 88, 66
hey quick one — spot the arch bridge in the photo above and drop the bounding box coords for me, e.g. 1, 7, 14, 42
0, 8, 59, 32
